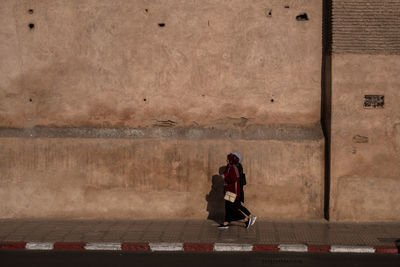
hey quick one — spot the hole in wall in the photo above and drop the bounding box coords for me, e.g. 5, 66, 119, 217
158, 23, 165, 27
28, 9, 34, 14
285, 5, 290, 8
29, 98, 33, 102
296, 13, 309, 21
29, 23, 35, 29
270, 99, 274, 103
143, 98, 147, 102
265, 9, 272, 17
145, 9, 148, 13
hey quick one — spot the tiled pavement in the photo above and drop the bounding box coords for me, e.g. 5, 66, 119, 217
0, 219, 399, 247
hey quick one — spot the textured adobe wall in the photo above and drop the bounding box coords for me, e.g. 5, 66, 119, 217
0, 133, 324, 219
0, 0, 322, 128
330, 55, 400, 221
330, 0, 400, 221
0, 0, 324, 219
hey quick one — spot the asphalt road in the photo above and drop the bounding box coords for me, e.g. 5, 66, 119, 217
1, 251, 399, 267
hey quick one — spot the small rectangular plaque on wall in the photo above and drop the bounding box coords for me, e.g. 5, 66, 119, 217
364, 95, 384, 108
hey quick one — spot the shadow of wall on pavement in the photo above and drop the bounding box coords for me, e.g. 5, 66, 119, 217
205, 173, 225, 223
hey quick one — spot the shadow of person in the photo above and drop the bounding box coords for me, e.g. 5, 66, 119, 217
205, 174, 225, 223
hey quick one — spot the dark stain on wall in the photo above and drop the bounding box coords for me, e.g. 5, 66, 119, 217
364, 95, 384, 109
154, 120, 177, 127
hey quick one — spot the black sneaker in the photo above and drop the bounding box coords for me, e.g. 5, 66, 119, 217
245, 218, 251, 229
218, 224, 229, 229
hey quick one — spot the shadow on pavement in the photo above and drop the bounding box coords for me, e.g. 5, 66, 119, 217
205, 169, 225, 224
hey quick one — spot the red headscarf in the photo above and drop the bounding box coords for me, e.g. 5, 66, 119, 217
227, 153, 239, 165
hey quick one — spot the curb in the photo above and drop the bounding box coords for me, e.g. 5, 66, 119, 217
183, 243, 214, 251
278, 244, 308, 252
214, 243, 253, 252
0, 242, 398, 254
53, 242, 86, 250
121, 242, 150, 251
330, 245, 376, 254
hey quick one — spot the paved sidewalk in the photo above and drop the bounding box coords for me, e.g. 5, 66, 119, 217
0, 219, 399, 253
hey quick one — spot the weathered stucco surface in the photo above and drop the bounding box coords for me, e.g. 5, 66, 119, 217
0, 135, 324, 219
0, 0, 324, 219
330, 54, 400, 221
0, 0, 322, 128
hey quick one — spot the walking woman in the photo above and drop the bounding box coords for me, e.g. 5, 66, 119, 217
232, 151, 256, 226
218, 153, 256, 229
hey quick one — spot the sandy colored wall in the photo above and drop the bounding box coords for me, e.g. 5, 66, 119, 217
0, 0, 324, 219
329, 0, 400, 221
0, 0, 322, 128
0, 127, 324, 219
330, 55, 400, 221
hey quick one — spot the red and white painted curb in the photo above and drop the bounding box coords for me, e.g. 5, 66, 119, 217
0, 242, 398, 254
